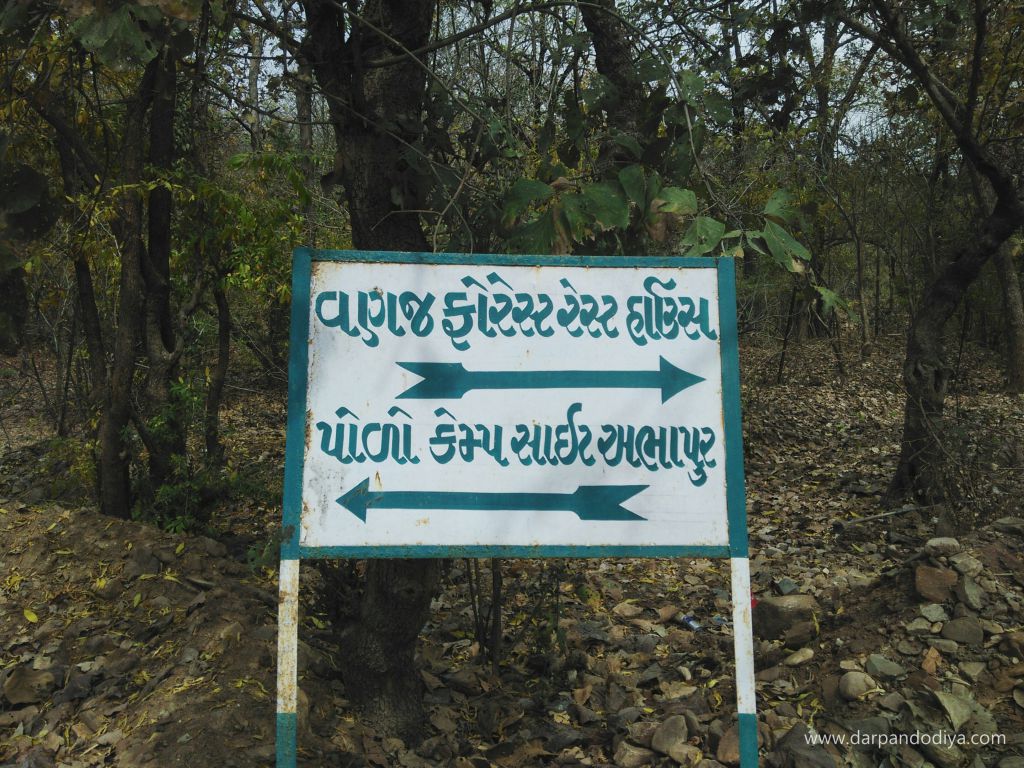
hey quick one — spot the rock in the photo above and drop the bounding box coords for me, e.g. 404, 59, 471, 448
920, 604, 949, 623
915, 565, 958, 603
993, 517, 1024, 536
715, 725, 741, 765
928, 638, 959, 655
949, 552, 983, 578
959, 661, 986, 681
613, 740, 657, 767
2, 666, 56, 705
925, 537, 961, 557
753, 595, 821, 641
941, 617, 983, 647
955, 578, 987, 612
783, 648, 813, 667
783, 621, 818, 647
774, 577, 799, 596
865, 654, 905, 679
697, 762, 727, 768
878, 691, 905, 712
998, 759, 1024, 768
627, 721, 658, 748
651, 715, 690, 761
906, 617, 933, 635
919, 740, 965, 768
839, 671, 878, 701
772, 722, 835, 768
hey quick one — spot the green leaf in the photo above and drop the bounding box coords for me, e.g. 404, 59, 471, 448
501, 179, 554, 228
762, 220, 811, 271
560, 193, 591, 240
70, 6, 161, 67
703, 91, 732, 125
814, 285, 848, 316
508, 207, 570, 255
580, 181, 629, 231
763, 189, 798, 225
680, 217, 726, 255
678, 70, 704, 103
654, 187, 697, 216
611, 133, 642, 160
618, 165, 646, 207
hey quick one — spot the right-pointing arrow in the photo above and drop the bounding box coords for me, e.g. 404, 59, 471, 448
396, 356, 704, 403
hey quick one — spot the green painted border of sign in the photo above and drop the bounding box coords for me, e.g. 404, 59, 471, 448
281, 248, 747, 562
278, 249, 757, 767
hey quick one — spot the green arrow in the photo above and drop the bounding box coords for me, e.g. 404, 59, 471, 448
396, 356, 704, 403
337, 479, 648, 523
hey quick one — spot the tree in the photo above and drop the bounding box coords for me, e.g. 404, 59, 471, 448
838, 0, 1024, 509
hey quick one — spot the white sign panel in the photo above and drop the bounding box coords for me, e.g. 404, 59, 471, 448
288, 254, 736, 555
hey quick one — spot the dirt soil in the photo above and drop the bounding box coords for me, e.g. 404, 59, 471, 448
2, 338, 1024, 768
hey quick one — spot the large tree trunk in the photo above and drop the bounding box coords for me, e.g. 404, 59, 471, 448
995, 241, 1024, 393
98, 61, 160, 519
889, 202, 1022, 506
302, 0, 441, 742
142, 47, 186, 490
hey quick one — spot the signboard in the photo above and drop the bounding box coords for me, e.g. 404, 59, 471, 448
277, 249, 757, 767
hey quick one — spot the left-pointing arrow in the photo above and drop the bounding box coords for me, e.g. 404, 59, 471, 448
396, 356, 704, 403
337, 478, 648, 523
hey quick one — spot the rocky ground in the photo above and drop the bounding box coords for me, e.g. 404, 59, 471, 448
1, 337, 1023, 768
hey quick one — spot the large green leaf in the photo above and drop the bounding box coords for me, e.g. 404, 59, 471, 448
580, 182, 629, 231
761, 220, 811, 271
763, 189, 798, 225
501, 179, 554, 228
680, 216, 726, 255
703, 91, 733, 125
70, 5, 163, 66
654, 187, 697, 216
618, 165, 646, 207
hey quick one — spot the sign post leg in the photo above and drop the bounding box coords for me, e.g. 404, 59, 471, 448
731, 556, 759, 766
276, 558, 300, 768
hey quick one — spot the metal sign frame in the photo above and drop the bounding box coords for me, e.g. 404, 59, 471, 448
276, 248, 758, 766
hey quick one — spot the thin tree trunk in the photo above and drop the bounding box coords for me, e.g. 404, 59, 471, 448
98, 61, 159, 519
995, 241, 1024, 393
204, 281, 230, 464
142, 47, 185, 490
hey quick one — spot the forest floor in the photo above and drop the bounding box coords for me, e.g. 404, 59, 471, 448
1, 335, 1024, 768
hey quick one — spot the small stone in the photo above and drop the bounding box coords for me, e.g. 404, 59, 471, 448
955, 577, 987, 612
915, 565, 958, 603
627, 721, 658, 748
924, 537, 961, 557
651, 715, 690, 761
998, 759, 1024, 768
879, 691, 906, 712
959, 661, 986, 681
906, 617, 933, 635
865, 654, 905, 679
920, 604, 949, 623
949, 552, 983, 578
895, 639, 920, 656
784, 648, 814, 666
613, 740, 657, 768
715, 725, 742, 766
941, 617, 984, 647
839, 671, 879, 701
774, 577, 799, 595
783, 621, 817, 647
753, 595, 821, 641
993, 517, 1024, 536
928, 638, 959, 655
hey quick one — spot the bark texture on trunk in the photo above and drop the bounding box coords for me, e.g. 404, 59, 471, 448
889, 201, 1022, 505
98, 60, 160, 519
995, 241, 1024, 393
301, 0, 441, 742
